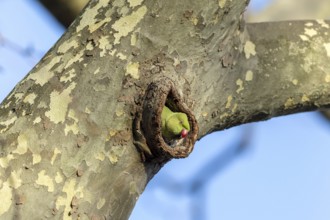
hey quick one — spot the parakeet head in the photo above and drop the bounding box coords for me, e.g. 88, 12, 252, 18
166, 112, 190, 138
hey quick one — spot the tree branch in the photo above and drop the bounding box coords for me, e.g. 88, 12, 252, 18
1, 0, 329, 218
198, 20, 330, 137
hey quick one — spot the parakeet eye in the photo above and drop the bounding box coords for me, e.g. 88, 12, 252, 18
181, 129, 188, 138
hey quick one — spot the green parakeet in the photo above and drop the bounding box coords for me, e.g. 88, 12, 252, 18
161, 106, 190, 142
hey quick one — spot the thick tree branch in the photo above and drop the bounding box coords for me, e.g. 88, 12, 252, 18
0, 0, 249, 218
198, 20, 330, 136
1, 0, 329, 219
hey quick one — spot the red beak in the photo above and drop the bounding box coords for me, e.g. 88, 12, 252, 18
181, 129, 188, 138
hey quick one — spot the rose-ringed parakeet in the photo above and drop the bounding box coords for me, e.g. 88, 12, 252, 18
161, 106, 190, 145
133, 106, 191, 160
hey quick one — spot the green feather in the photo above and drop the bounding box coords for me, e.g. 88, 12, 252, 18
161, 106, 190, 139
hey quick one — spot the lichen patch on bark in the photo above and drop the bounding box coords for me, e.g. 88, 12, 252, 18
284, 97, 295, 109
301, 94, 310, 102
60, 69, 77, 83
89, 17, 112, 33
57, 39, 79, 54
304, 28, 317, 37
226, 95, 233, 109
55, 172, 64, 184
0, 115, 17, 133
8, 170, 22, 189
299, 34, 309, 41
126, 62, 140, 79
0, 154, 14, 169
325, 74, 330, 83
23, 93, 37, 105
32, 153, 42, 165
94, 151, 106, 161
236, 78, 244, 94
244, 40, 256, 59
76, 0, 110, 33
245, 70, 253, 81
0, 182, 12, 216
116, 52, 127, 60
14, 133, 29, 155
64, 110, 79, 135
36, 170, 55, 192
51, 148, 61, 165
130, 31, 138, 46
292, 79, 298, 85
112, 6, 147, 45
98, 36, 113, 57
27, 56, 61, 86
305, 22, 314, 27
107, 145, 125, 164
55, 179, 84, 220
219, 0, 227, 8
63, 50, 84, 69
45, 83, 76, 124
97, 198, 106, 209
316, 19, 330, 29
323, 43, 330, 57
128, 0, 144, 8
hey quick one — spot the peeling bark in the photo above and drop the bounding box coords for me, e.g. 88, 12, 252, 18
0, 0, 329, 219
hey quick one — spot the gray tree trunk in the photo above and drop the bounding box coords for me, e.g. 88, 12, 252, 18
1, 0, 329, 219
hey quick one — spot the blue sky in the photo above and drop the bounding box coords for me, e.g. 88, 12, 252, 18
1, 1, 330, 220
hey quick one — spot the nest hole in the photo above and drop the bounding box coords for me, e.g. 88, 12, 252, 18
137, 77, 198, 161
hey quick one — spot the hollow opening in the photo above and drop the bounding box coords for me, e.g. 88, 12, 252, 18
137, 77, 198, 161
162, 92, 192, 147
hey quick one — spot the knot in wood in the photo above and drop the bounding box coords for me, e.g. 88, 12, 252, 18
133, 77, 198, 163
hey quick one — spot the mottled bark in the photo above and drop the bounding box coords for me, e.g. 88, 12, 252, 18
0, 0, 329, 219
204, 20, 330, 135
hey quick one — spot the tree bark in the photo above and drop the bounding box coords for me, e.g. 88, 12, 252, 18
0, 0, 329, 219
